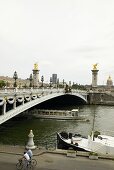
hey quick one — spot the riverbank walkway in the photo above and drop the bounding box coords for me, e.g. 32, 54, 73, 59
0, 145, 114, 170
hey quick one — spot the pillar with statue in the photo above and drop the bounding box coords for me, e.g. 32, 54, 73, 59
91, 63, 99, 89
32, 63, 40, 88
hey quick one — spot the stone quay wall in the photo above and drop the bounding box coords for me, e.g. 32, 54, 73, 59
88, 92, 114, 105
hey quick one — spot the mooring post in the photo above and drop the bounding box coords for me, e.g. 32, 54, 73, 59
26, 129, 37, 149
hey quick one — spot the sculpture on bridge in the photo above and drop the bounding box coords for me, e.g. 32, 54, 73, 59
93, 63, 98, 70
65, 84, 72, 93
34, 63, 38, 70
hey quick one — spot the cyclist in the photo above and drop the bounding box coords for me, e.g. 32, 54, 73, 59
19, 151, 30, 169
25, 148, 38, 167
26, 148, 33, 160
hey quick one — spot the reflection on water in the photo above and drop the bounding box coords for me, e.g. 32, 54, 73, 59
0, 105, 114, 146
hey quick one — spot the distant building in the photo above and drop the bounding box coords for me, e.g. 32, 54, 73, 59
107, 76, 113, 87
52, 74, 57, 84
0, 76, 28, 88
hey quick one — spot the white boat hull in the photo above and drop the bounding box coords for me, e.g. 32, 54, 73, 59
57, 132, 114, 156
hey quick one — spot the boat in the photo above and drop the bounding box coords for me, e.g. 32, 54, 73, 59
57, 131, 114, 156
57, 131, 91, 152
32, 109, 89, 121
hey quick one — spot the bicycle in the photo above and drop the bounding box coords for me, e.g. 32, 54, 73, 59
29, 158, 37, 166
16, 159, 33, 170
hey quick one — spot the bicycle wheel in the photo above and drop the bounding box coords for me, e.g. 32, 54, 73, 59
27, 164, 33, 170
16, 162, 23, 170
31, 159, 37, 166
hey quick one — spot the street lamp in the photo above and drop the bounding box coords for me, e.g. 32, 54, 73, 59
50, 77, 52, 88
41, 75, 44, 87
63, 79, 65, 88
13, 71, 18, 87
57, 78, 59, 88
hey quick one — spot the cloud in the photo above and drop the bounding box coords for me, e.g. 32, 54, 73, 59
0, 0, 114, 84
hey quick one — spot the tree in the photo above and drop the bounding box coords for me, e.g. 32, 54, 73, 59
0, 80, 6, 88
72, 83, 86, 90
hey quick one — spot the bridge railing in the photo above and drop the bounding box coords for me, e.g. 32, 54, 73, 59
0, 87, 88, 99
0, 87, 63, 93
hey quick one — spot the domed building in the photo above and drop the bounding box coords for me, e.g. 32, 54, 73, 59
107, 75, 113, 87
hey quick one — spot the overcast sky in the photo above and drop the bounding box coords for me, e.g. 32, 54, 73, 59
0, 0, 114, 85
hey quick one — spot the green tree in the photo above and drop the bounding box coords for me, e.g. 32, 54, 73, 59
0, 80, 6, 88
72, 83, 86, 90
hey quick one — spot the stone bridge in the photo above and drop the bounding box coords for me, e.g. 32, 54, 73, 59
0, 88, 88, 125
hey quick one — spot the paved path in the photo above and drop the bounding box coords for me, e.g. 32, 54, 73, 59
0, 145, 114, 170
0, 144, 45, 156
0, 152, 114, 170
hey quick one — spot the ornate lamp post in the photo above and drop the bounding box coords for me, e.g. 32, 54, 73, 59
13, 71, 18, 87
65, 84, 69, 93
29, 74, 33, 87
41, 75, 44, 87
63, 79, 65, 88
57, 78, 59, 88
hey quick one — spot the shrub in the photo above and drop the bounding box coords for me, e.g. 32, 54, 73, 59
89, 152, 98, 156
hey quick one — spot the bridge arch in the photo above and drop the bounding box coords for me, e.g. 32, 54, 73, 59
33, 93, 87, 109
0, 91, 87, 125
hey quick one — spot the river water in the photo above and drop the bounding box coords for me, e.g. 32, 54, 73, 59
0, 105, 114, 147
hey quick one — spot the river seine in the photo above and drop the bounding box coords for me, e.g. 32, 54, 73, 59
0, 105, 114, 147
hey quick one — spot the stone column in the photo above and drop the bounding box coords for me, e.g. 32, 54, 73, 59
2, 99, 6, 115
32, 63, 40, 88
22, 97, 24, 105
13, 97, 16, 109
91, 64, 99, 88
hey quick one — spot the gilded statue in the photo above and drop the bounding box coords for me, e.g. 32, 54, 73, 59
34, 63, 38, 70
93, 63, 98, 70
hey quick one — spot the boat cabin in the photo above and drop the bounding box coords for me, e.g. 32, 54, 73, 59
71, 109, 79, 116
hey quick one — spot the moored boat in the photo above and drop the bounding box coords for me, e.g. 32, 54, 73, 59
57, 131, 90, 152
57, 131, 114, 156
